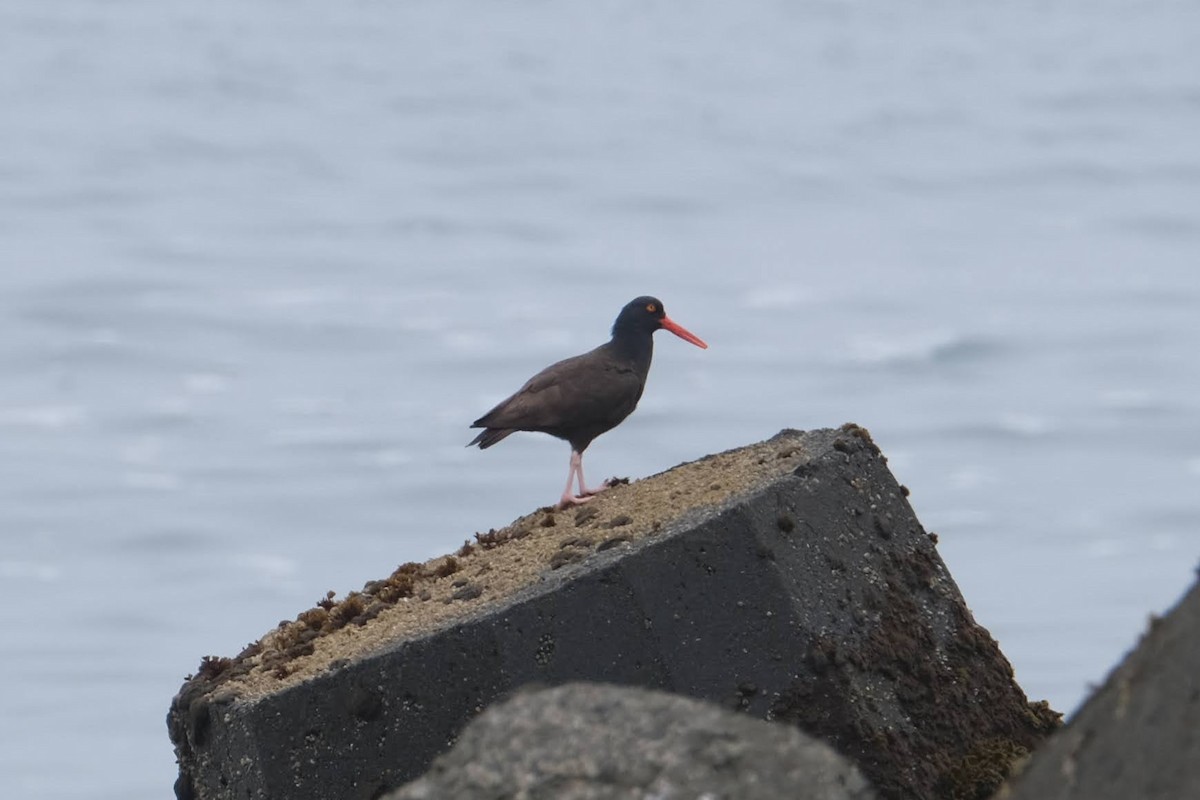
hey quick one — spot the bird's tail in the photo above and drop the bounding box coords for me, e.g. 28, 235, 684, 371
467, 427, 515, 449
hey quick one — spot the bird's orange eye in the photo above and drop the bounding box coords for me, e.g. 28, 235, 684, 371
646, 303, 657, 313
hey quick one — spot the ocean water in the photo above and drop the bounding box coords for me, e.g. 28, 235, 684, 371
2, 1, 1199, 797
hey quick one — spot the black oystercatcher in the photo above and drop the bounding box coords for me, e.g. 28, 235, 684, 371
469, 296, 708, 508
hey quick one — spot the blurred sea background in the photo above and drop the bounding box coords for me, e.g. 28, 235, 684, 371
2, 1, 1199, 797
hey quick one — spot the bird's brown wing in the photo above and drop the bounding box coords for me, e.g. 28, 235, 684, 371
472, 347, 644, 434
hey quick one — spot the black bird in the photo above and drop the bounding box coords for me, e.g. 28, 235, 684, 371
469, 296, 708, 508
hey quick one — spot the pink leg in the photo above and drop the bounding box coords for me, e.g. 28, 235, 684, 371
557, 450, 610, 508
558, 451, 589, 508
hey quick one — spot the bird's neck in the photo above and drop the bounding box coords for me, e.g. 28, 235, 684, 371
608, 331, 654, 372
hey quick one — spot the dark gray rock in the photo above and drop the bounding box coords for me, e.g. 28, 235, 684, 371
386, 682, 876, 800
1000, 575, 1200, 800
169, 426, 1057, 800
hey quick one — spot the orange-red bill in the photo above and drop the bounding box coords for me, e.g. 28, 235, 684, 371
660, 316, 708, 349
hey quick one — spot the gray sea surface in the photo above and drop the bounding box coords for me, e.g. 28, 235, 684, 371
2, 1, 1199, 798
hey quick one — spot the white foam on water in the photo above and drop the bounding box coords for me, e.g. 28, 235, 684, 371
995, 412, 1055, 438
843, 330, 970, 367
0, 560, 63, 583
739, 284, 813, 310
122, 470, 182, 491
0, 405, 87, 430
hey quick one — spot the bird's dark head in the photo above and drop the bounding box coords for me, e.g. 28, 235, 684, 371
612, 296, 707, 349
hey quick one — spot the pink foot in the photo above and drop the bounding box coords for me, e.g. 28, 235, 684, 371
557, 492, 594, 509
579, 479, 613, 498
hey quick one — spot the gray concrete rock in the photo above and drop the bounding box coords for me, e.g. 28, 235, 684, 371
168, 426, 1057, 800
1000, 575, 1200, 800
386, 682, 876, 800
